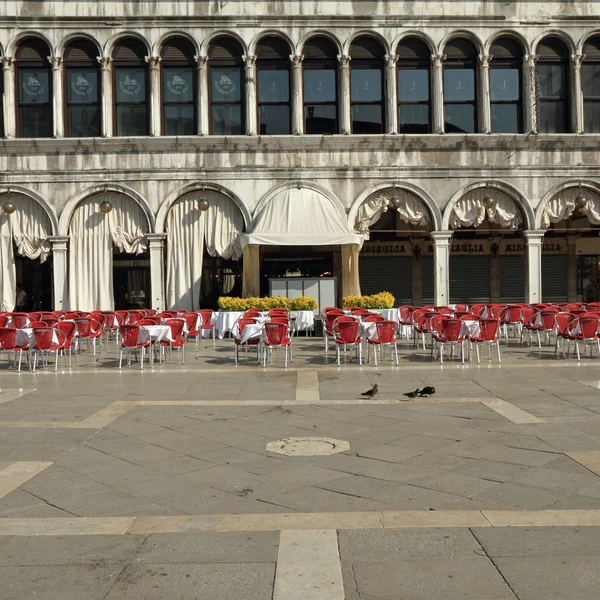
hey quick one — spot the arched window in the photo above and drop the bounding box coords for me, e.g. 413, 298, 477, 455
583, 36, 600, 133
208, 38, 244, 135
350, 37, 385, 134
161, 38, 197, 136
16, 38, 52, 138
112, 39, 149, 136
489, 37, 523, 133
443, 38, 478, 133
256, 37, 291, 135
63, 39, 101, 138
537, 37, 569, 133
397, 37, 431, 134
303, 37, 338, 134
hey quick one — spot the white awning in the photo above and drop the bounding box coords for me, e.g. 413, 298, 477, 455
241, 188, 362, 247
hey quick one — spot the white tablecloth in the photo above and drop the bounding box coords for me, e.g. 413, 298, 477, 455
359, 321, 379, 341
16, 328, 59, 348
460, 320, 481, 339
381, 309, 399, 323
239, 323, 265, 344
138, 325, 173, 345
292, 311, 315, 332
215, 312, 244, 339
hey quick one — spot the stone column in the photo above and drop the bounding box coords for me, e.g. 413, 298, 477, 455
525, 230, 544, 304
49, 236, 69, 311
567, 234, 578, 301
431, 54, 445, 134
2, 57, 16, 138
146, 56, 161, 136
479, 54, 492, 134
337, 54, 351, 134
524, 54, 537, 134
243, 54, 257, 136
242, 244, 261, 297
195, 55, 209, 135
341, 243, 361, 297
49, 57, 64, 138
385, 54, 398, 134
431, 231, 452, 306
290, 54, 304, 135
571, 54, 584, 134
98, 57, 113, 137
147, 233, 166, 312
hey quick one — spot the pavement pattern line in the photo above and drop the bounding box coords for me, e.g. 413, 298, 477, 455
0, 462, 53, 498
5, 510, 600, 535
566, 451, 600, 476
295, 370, 321, 402
273, 529, 344, 600
480, 399, 544, 424
0, 389, 36, 405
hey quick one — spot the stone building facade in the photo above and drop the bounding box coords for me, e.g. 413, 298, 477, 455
2, 1, 600, 311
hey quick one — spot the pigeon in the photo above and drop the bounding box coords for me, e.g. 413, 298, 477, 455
361, 384, 378, 398
418, 386, 436, 397
403, 388, 420, 400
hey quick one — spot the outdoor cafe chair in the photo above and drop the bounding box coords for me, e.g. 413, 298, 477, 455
118, 324, 151, 369
499, 305, 524, 338
75, 317, 104, 356
454, 304, 471, 312
234, 317, 261, 364
563, 317, 600, 362
554, 312, 578, 358
31, 326, 66, 373
0, 327, 27, 372
182, 312, 201, 348
323, 311, 344, 352
29, 312, 42, 321
126, 310, 144, 324
54, 320, 77, 367
10, 313, 29, 328
198, 309, 216, 341
263, 322, 293, 368
0, 316, 7, 328
334, 320, 362, 366
470, 318, 501, 364
432, 318, 466, 364
161, 318, 187, 364
366, 320, 399, 366
28, 320, 46, 328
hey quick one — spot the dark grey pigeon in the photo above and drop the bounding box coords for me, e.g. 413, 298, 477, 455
403, 388, 420, 400
418, 386, 436, 397
361, 384, 378, 399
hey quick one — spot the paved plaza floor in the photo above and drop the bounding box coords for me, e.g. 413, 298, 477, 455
2, 335, 600, 598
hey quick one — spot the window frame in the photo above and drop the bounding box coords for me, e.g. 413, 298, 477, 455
397, 53, 432, 134
349, 57, 385, 134
582, 38, 600, 134
443, 43, 479, 134
537, 40, 570, 134
256, 59, 292, 135
489, 54, 523, 134
302, 56, 339, 134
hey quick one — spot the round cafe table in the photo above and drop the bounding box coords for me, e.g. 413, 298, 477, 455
215, 311, 244, 339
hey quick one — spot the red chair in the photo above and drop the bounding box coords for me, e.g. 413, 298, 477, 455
414, 311, 442, 351
28, 312, 42, 321
499, 305, 524, 338
41, 314, 59, 327
470, 319, 501, 364
363, 314, 385, 323
118, 324, 151, 369
470, 304, 486, 317
75, 317, 104, 356
323, 311, 344, 352
567, 302, 586, 312
137, 318, 160, 326
334, 320, 362, 366
31, 327, 65, 372
234, 317, 261, 364
566, 317, 600, 361
432, 318, 466, 364
554, 312, 578, 358
519, 306, 539, 346
0, 327, 27, 372
161, 318, 187, 364
182, 312, 201, 348
367, 320, 399, 366
536, 310, 565, 347
263, 322, 293, 367
269, 316, 289, 325
344, 306, 362, 312
268, 308, 289, 316
126, 310, 144, 324
197, 309, 216, 341
10, 313, 29, 328
454, 304, 471, 312
54, 321, 77, 367
0, 316, 7, 328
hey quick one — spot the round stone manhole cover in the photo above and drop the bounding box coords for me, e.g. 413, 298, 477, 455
266, 437, 350, 456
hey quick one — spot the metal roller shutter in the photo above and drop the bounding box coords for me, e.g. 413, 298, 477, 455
499, 255, 526, 303
542, 254, 568, 302
359, 256, 412, 305
450, 255, 491, 303
421, 255, 434, 305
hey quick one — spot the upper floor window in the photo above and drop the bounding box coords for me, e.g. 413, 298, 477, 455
303, 37, 338, 134
583, 36, 600, 133
350, 37, 385, 134
443, 38, 478, 133
256, 37, 291, 135
161, 38, 197, 136
112, 39, 149, 136
397, 37, 431, 134
16, 38, 52, 138
490, 37, 523, 133
64, 39, 101, 138
208, 38, 244, 135
537, 37, 570, 133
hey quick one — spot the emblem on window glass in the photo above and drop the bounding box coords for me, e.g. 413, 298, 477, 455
22, 75, 44, 97
71, 75, 93, 96
215, 73, 235, 95
119, 74, 142, 96
167, 73, 189, 96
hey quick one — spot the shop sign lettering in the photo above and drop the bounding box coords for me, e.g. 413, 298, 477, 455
361, 242, 411, 256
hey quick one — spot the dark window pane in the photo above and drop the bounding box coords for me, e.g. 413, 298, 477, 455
116, 105, 148, 136
259, 105, 290, 134
304, 104, 337, 134
211, 68, 241, 102
539, 100, 567, 133
163, 68, 194, 103
538, 64, 566, 99
584, 100, 600, 133
19, 69, 50, 104
211, 105, 243, 134
164, 105, 195, 135
258, 69, 289, 103
491, 103, 519, 133
443, 69, 475, 101
351, 68, 382, 102
19, 107, 52, 137
490, 69, 520, 101
68, 69, 99, 103
69, 106, 101, 137
444, 103, 475, 133
398, 69, 429, 102
583, 64, 600, 97
116, 68, 146, 102
303, 69, 336, 102
351, 104, 383, 133
399, 104, 430, 133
